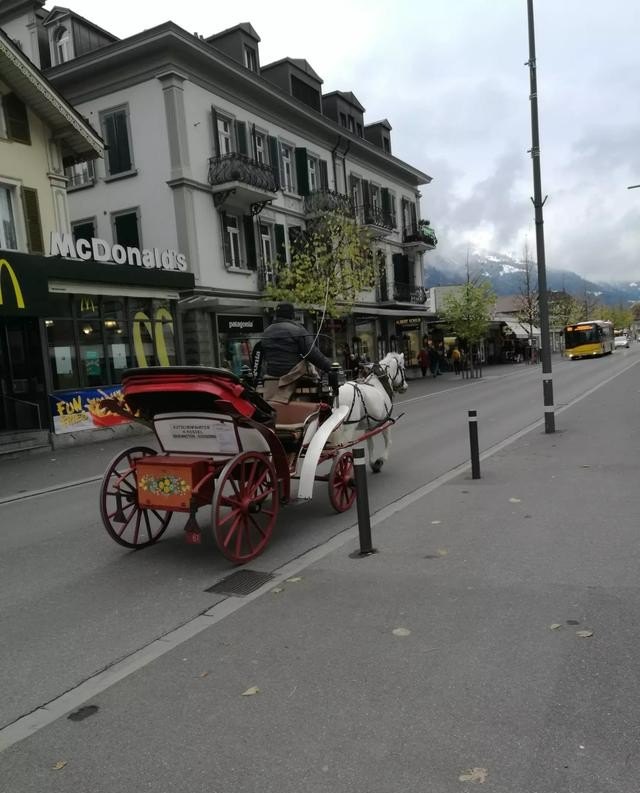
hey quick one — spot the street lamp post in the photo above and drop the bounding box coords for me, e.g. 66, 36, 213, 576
526, 0, 555, 433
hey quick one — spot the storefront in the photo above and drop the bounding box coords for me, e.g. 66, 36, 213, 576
393, 318, 423, 369
216, 315, 264, 377
0, 248, 194, 436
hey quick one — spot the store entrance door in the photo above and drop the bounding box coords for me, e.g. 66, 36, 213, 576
0, 318, 46, 431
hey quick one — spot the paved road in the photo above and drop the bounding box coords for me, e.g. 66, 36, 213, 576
1, 348, 640, 792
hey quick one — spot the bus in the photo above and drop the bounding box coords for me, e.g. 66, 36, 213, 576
563, 320, 615, 359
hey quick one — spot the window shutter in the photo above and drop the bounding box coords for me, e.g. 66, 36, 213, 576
211, 106, 220, 157
220, 211, 232, 264
236, 121, 248, 156
3, 93, 30, 144
243, 215, 257, 270
274, 224, 286, 262
318, 159, 329, 190
21, 187, 44, 253
410, 202, 418, 228
294, 147, 309, 196
381, 188, 390, 214
362, 180, 371, 210
268, 136, 280, 188
251, 123, 257, 159
288, 225, 302, 252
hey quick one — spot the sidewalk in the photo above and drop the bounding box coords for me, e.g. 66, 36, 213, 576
3, 363, 639, 792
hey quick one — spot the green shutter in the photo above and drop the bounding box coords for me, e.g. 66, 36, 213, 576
362, 180, 371, 209
318, 160, 329, 190
236, 121, 248, 156
220, 211, 232, 264
243, 215, 257, 270
410, 202, 418, 229
3, 93, 30, 144
295, 147, 309, 196
381, 188, 390, 213
274, 224, 286, 262
21, 187, 43, 253
211, 106, 220, 157
268, 136, 280, 188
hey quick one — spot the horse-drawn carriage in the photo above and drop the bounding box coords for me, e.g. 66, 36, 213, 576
99, 354, 406, 564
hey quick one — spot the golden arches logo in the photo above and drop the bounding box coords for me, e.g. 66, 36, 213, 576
80, 296, 97, 313
0, 258, 25, 309
133, 308, 174, 367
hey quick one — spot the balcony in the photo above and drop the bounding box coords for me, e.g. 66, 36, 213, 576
402, 222, 438, 251
392, 282, 428, 304
208, 153, 278, 211
355, 205, 395, 237
303, 189, 355, 218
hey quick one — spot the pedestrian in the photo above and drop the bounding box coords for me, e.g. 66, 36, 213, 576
451, 345, 461, 375
418, 345, 430, 377
429, 345, 441, 377
261, 302, 333, 402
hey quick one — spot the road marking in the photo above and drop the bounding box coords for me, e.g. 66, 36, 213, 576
0, 476, 102, 506
1, 356, 638, 752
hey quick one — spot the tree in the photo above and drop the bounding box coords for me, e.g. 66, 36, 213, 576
605, 303, 634, 331
516, 243, 539, 359
547, 290, 582, 328
264, 209, 376, 317
440, 279, 495, 360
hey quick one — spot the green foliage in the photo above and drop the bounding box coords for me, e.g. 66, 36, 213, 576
264, 210, 376, 317
440, 280, 495, 344
604, 304, 634, 330
547, 291, 582, 328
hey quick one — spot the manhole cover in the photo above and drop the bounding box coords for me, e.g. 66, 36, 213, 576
206, 569, 274, 597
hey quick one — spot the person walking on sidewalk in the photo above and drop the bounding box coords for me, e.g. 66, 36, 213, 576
418, 345, 430, 377
451, 345, 461, 375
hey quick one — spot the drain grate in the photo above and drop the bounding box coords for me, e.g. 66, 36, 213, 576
206, 569, 274, 597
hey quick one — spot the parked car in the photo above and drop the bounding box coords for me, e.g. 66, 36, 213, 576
615, 335, 630, 348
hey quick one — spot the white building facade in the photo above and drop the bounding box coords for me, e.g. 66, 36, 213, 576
11, 4, 439, 377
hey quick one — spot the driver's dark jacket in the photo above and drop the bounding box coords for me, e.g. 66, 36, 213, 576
261, 318, 332, 377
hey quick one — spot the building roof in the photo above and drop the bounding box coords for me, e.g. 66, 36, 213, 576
42, 5, 118, 42
323, 90, 366, 112
261, 56, 323, 84
0, 26, 103, 163
46, 22, 431, 184
0, 0, 45, 26
365, 118, 392, 130
206, 22, 260, 42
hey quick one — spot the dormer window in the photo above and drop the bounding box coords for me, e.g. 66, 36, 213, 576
54, 26, 70, 64
383, 137, 391, 154
244, 45, 258, 72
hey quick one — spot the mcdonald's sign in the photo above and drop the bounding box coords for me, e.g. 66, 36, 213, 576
0, 258, 26, 310
0, 252, 49, 316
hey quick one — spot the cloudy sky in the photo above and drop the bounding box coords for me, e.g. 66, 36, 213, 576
70, 1, 640, 282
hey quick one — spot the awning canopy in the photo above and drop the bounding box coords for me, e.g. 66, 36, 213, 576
502, 319, 540, 339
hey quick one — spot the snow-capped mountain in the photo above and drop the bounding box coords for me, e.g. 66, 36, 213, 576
424, 249, 640, 306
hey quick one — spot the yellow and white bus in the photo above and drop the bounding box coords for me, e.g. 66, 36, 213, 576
563, 320, 615, 359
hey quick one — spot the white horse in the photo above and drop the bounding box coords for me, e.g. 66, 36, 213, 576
337, 351, 408, 472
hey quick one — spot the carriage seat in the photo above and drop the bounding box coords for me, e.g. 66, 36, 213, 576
268, 400, 323, 430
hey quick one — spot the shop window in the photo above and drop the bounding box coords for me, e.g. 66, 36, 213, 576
103, 298, 131, 381
130, 297, 176, 368
47, 319, 79, 390
112, 209, 140, 249
101, 106, 134, 177
78, 319, 106, 387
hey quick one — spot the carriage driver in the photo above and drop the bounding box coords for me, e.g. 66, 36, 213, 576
260, 302, 333, 403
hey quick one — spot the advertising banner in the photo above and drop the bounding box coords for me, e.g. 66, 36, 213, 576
49, 386, 133, 434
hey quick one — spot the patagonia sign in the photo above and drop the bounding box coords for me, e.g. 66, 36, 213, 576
0, 258, 25, 310
49, 232, 188, 272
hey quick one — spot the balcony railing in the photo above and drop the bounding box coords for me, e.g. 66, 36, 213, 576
402, 223, 438, 249
355, 205, 395, 232
392, 283, 428, 304
304, 189, 354, 217
208, 153, 278, 201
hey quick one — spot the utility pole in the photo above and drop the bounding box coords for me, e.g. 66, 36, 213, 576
526, 0, 555, 433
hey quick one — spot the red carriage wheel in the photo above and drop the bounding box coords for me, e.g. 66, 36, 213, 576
100, 446, 172, 548
213, 452, 279, 564
328, 451, 356, 513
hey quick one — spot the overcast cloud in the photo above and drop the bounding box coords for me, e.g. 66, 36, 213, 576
69, 0, 640, 281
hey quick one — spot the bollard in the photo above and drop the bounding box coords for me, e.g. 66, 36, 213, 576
350, 446, 378, 557
468, 409, 481, 479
